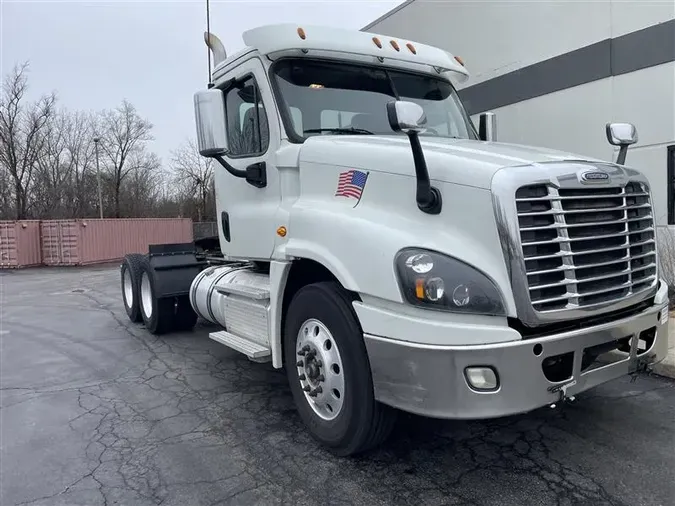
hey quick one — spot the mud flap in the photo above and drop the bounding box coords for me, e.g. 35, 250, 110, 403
147, 243, 207, 298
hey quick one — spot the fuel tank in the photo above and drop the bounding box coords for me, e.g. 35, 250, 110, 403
189, 264, 271, 348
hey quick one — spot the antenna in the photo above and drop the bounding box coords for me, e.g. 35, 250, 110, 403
206, 0, 212, 87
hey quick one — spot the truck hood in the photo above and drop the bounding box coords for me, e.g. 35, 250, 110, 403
298, 136, 605, 189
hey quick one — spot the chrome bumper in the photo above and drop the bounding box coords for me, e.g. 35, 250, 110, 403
363, 283, 670, 420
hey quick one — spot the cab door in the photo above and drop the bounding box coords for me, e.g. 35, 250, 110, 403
215, 57, 281, 260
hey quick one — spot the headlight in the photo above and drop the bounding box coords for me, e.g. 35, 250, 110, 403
394, 248, 506, 316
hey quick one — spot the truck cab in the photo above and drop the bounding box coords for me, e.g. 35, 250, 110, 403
120, 23, 670, 456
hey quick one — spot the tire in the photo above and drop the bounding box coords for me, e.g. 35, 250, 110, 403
121, 253, 145, 323
174, 295, 198, 331
284, 281, 396, 456
138, 258, 176, 335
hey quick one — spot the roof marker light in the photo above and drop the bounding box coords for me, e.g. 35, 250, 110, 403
390, 40, 400, 51
454, 55, 465, 66
297, 27, 306, 40
406, 43, 417, 54
372, 37, 382, 49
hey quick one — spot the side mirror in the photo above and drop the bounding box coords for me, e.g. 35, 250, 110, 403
386, 101, 441, 215
194, 89, 228, 156
606, 122, 637, 146
386, 100, 427, 134
478, 112, 496, 141
605, 122, 638, 165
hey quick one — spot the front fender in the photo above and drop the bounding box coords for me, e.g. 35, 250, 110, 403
282, 238, 361, 291
276, 173, 516, 315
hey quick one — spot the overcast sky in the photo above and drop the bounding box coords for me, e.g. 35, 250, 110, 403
2, 0, 402, 164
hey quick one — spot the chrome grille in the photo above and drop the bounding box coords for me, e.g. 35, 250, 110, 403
516, 182, 657, 313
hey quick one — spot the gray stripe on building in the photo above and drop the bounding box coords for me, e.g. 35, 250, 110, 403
458, 19, 675, 115
361, 4, 673, 115
611, 19, 675, 76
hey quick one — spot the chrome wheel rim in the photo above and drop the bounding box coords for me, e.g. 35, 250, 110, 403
122, 269, 134, 309
140, 272, 153, 319
296, 318, 344, 421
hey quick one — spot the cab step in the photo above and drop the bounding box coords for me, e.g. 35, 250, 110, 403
208, 330, 271, 361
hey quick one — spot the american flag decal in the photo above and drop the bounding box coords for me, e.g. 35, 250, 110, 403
335, 169, 369, 204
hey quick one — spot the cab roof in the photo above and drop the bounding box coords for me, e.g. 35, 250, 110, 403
231, 23, 469, 83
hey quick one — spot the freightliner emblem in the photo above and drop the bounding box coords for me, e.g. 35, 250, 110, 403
579, 169, 610, 184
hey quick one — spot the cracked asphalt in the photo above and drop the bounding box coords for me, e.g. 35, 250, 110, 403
1, 265, 674, 506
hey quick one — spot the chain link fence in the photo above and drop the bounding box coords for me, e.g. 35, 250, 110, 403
193, 221, 218, 240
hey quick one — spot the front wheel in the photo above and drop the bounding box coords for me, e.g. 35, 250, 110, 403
284, 281, 396, 456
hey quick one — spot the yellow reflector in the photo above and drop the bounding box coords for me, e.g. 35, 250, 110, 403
415, 279, 425, 299
276, 226, 287, 237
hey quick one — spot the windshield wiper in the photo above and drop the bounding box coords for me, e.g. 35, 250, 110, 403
304, 127, 374, 135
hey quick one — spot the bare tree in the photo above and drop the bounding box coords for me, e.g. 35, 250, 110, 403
170, 138, 214, 222
0, 160, 11, 218
29, 109, 101, 218
64, 110, 98, 217
118, 150, 163, 217
33, 109, 70, 217
96, 100, 153, 217
0, 61, 183, 220
0, 62, 56, 219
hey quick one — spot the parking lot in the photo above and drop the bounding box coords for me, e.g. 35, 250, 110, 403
1, 265, 674, 506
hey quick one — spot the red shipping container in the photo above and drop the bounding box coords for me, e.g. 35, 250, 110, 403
41, 219, 193, 266
0, 221, 42, 268
41, 220, 79, 266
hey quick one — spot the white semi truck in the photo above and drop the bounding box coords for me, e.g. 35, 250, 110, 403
120, 24, 670, 456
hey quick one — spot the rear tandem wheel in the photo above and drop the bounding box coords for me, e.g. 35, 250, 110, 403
137, 258, 198, 335
120, 253, 146, 323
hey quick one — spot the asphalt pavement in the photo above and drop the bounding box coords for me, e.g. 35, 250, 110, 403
1, 265, 674, 506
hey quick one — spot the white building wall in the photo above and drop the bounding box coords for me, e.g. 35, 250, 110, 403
366, 0, 612, 87
482, 62, 675, 223
364, 0, 675, 225
365, 1, 673, 87
611, 1, 675, 36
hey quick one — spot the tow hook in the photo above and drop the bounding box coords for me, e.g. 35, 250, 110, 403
547, 379, 577, 408
631, 354, 655, 381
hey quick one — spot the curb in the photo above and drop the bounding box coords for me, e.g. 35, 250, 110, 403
652, 316, 675, 380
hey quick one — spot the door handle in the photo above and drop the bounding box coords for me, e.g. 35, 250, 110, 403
245, 162, 267, 188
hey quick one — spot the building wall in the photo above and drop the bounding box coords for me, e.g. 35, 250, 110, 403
365, 1, 673, 87
363, 0, 675, 225
484, 62, 675, 223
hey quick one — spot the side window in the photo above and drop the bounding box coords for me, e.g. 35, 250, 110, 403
224, 76, 269, 157
289, 106, 303, 134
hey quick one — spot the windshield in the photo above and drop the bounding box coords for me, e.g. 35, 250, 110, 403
272, 59, 477, 141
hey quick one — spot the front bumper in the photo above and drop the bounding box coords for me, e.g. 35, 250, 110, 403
362, 281, 670, 420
